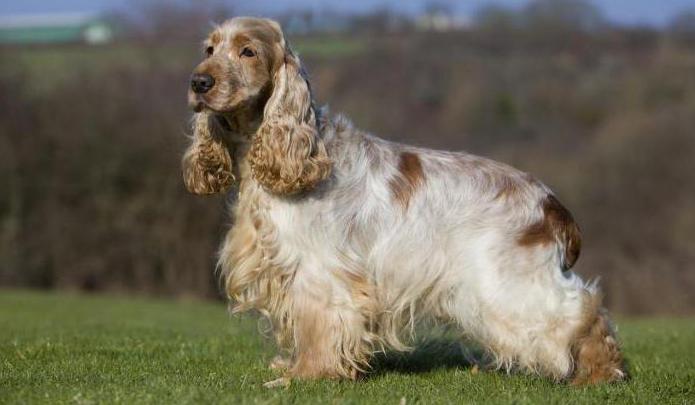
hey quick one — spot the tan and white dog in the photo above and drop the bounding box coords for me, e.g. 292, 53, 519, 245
183, 17, 625, 387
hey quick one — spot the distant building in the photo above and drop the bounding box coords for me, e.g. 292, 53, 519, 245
416, 11, 471, 32
0, 13, 114, 45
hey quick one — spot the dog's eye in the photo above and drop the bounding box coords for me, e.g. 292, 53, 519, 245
240, 47, 256, 58
205, 46, 214, 57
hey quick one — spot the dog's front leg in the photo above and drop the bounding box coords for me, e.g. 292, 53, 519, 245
265, 285, 371, 387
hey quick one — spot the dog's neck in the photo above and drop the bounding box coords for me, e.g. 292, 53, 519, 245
220, 113, 262, 141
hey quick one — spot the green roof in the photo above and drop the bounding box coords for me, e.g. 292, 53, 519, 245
0, 25, 86, 44
0, 14, 113, 45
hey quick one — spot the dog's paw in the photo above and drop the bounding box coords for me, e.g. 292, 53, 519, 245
263, 377, 291, 389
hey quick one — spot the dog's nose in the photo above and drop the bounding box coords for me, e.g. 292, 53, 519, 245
191, 73, 215, 94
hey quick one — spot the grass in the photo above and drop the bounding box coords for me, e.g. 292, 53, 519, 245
1, 290, 693, 404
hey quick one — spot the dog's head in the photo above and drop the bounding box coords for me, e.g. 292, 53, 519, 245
187, 17, 331, 195
188, 17, 280, 115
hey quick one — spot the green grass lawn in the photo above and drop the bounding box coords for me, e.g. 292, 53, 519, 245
1, 290, 693, 404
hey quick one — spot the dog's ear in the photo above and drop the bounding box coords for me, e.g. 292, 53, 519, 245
248, 39, 331, 195
182, 112, 235, 195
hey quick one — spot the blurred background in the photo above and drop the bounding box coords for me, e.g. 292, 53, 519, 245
1, 0, 694, 315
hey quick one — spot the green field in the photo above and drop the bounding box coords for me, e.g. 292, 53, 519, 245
1, 290, 693, 404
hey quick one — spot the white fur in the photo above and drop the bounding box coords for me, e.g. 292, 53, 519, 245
219, 114, 595, 379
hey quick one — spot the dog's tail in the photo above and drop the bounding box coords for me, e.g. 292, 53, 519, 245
518, 194, 582, 271
545, 194, 582, 271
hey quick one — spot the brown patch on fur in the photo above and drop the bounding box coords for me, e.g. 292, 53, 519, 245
232, 34, 250, 49
210, 31, 221, 45
518, 194, 582, 270
570, 293, 626, 385
390, 151, 425, 210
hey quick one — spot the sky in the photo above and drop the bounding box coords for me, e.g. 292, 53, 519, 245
1, 0, 694, 27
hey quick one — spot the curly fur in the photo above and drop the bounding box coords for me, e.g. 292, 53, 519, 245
182, 112, 235, 195
182, 17, 627, 386
248, 53, 331, 194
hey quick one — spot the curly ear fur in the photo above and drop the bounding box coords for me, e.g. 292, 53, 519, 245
182, 112, 235, 195
248, 47, 331, 195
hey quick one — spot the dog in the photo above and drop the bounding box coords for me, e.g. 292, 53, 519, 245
183, 17, 625, 387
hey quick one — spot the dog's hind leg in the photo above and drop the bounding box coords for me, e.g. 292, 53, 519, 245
450, 237, 625, 383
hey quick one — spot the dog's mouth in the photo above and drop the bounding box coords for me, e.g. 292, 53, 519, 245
188, 92, 210, 113
188, 94, 235, 131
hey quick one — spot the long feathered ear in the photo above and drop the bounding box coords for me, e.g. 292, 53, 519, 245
248, 44, 331, 195
182, 111, 234, 195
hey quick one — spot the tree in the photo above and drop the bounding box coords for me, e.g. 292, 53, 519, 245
474, 4, 520, 32
668, 10, 695, 41
523, 0, 605, 33
119, 0, 233, 43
